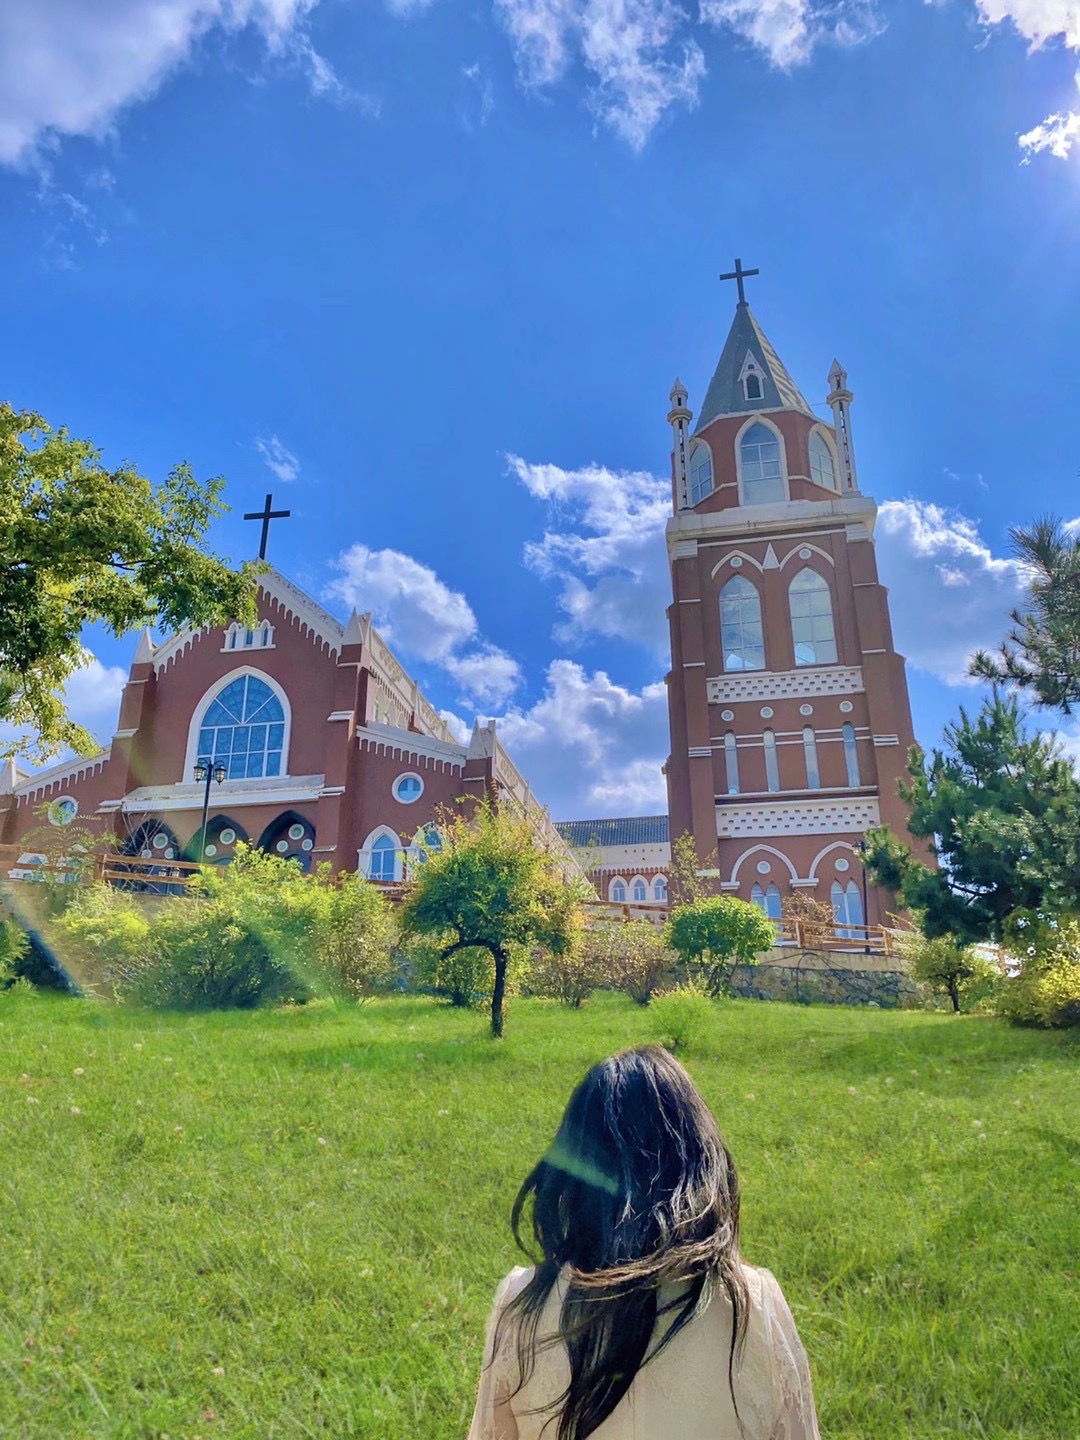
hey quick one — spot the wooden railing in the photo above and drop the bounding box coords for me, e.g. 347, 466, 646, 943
0, 844, 202, 892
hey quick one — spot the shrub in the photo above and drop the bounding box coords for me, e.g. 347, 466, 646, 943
998, 910, 1080, 1028
530, 934, 610, 1007
582, 920, 677, 1006
667, 896, 776, 997
651, 979, 714, 1053
412, 940, 493, 1008
54, 886, 151, 996
306, 873, 396, 1003
897, 931, 1003, 1014
780, 891, 835, 948
0, 917, 29, 986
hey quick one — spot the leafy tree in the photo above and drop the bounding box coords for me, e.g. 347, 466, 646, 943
897, 931, 1001, 1013
862, 693, 1080, 943
666, 895, 776, 997
1, 402, 260, 759
0, 916, 29, 987
399, 799, 583, 1037
971, 516, 1080, 713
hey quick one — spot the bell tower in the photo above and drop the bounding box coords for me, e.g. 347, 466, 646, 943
663, 265, 917, 928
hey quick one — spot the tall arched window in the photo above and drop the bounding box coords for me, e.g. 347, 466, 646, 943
751, 882, 782, 919
763, 729, 780, 793
809, 430, 838, 491
739, 423, 785, 505
831, 880, 863, 938
369, 833, 400, 882
724, 731, 740, 795
632, 878, 648, 903
843, 723, 861, 786
653, 876, 668, 903
744, 372, 762, 401
788, 568, 838, 666
611, 878, 627, 903
719, 576, 765, 672
197, 674, 286, 779
689, 444, 713, 504
803, 726, 820, 789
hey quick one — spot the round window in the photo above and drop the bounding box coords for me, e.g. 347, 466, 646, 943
47, 797, 78, 827
204, 844, 217, 858
276, 840, 289, 854
152, 833, 169, 849
220, 828, 236, 846
720, 709, 734, 722
799, 704, 813, 717
288, 823, 306, 841
760, 706, 774, 719
301, 838, 314, 852
835, 857, 850, 872
756, 860, 771, 875
394, 773, 423, 804
840, 701, 854, 714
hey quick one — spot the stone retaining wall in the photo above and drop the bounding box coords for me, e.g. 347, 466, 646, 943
729, 945, 915, 1008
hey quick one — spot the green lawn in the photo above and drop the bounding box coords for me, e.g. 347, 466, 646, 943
1, 990, 1076, 1440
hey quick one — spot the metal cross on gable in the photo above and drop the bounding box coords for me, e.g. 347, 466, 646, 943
719, 257, 760, 306
243, 492, 291, 561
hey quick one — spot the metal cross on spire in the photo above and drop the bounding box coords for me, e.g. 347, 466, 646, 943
719, 257, 760, 306
244, 492, 291, 561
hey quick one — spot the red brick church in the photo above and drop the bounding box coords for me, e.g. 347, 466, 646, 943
0, 569, 568, 877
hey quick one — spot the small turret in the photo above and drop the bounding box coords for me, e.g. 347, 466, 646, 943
827, 359, 858, 493
667, 378, 692, 509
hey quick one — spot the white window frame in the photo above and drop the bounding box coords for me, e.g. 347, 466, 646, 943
360, 826, 404, 882
736, 417, 788, 507
789, 567, 839, 667
842, 723, 861, 787
719, 575, 766, 673
630, 876, 648, 903
184, 667, 291, 783
652, 875, 668, 903
808, 427, 840, 492
393, 771, 425, 804
688, 442, 714, 505
724, 731, 740, 795
803, 726, 821, 789
609, 877, 628, 903
763, 729, 780, 793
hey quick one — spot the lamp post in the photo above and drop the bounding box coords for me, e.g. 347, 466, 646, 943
855, 839, 871, 954
194, 758, 227, 865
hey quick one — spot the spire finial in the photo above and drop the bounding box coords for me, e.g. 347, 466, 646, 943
719, 257, 760, 307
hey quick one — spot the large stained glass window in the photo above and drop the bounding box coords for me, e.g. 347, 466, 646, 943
197, 676, 285, 780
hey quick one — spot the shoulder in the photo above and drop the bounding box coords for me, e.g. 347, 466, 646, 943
492, 1265, 535, 1310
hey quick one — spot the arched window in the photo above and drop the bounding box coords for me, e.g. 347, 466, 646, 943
803, 727, 820, 789
653, 876, 668, 903
809, 430, 838, 491
745, 372, 762, 401
724, 731, 740, 795
763, 730, 780, 793
631, 878, 648, 903
368, 832, 401, 883
831, 880, 863, 939
719, 576, 765, 672
751, 882, 782, 920
411, 824, 442, 867
259, 812, 316, 871
689, 444, 714, 504
739, 423, 785, 505
842, 723, 861, 786
610, 878, 627, 904
196, 674, 286, 780
788, 568, 838, 666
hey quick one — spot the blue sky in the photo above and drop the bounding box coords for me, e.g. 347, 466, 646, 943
2, 0, 1079, 819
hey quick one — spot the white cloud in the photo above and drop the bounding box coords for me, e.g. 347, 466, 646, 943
495, 0, 705, 149
255, 434, 300, 484
876, 498, 1028, 685
0, 0, 343, 169
699, 0, 882, 69
975, 0, 1080, 160
460, 61, 496, 130
509, 453, 671, 655
326, 544, 521, 702
492, 660, 668, 818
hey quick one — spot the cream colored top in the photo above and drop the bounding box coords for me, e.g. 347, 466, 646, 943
467, 1263, 820, 1440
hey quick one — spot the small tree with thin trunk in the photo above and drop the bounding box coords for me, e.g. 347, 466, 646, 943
898, 931, 1001, 1013
667, 895, 776, 997
399, 799, 584, 1037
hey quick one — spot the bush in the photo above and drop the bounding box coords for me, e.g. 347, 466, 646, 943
597, 920, 677, 1006
529, 938, 607, 1008
306, 874, 396, 1003
897, 931, 1002, 1014
651, 979, 714, 1053
54, 886, 151, 996
998, 910, 1080, 1028
780, 891, 835, 948
667, 896, 776, 997
0, 917, 29, 986
411, 940, 494, 1007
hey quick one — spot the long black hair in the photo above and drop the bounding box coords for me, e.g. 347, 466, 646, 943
497, 1045, 749, 1440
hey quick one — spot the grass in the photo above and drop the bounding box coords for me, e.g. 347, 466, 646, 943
0, 989, 1077, 1440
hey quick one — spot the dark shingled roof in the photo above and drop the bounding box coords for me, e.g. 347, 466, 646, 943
695, 303, 812, 433
555, 816, 670, 849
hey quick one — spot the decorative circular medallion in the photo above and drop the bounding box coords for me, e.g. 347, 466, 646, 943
760, 706, 774, 719
301, 838, 314, 852
729, 556, 743, 568
839, 701, 854, 714
141, 849, 152, 859
204, 844, 217, 858
220, 828, 236, 846
756, 860, 771, 875
276, 840, 289, 854
835, 858, 850, 872
799, 547, 812, 559
720, 709, 734, 722
164, 848, 175, 860
46, 796, 78, 827
288, 823, 305, 841
799, 704, 814, 716
152, 833, 169, 849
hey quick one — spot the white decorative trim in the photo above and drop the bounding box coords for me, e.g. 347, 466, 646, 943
184, 666, 292, 783
729, 844, 799, 883
222, 620, 275, 653
359, 825, 404, 882
666, 494, 878, 552
16, 749, 112, 803
671, 539, 699, 559
708, 666, 863, 704
778, 541, 835, 569
873, 735, 900, 746
845, 523, 872, 541
808, 840, 858, 880
683, 661, 706, 668
112, 728, 137, 740
718, 798, 880, 838
356, 724, 466, 770
318, 785, 346, 796
327, 710, 353, 722
710, 548, 765, 577
688, 746, 712, 758
122, 773, 325, 813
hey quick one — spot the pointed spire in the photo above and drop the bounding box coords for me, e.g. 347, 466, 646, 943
0, 756, 19, 794
763, 544, 780, 570
343, 608, 368, 646
695, 305, 812, 433
133, 628, 155, 665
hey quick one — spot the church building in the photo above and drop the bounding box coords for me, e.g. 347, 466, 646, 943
0, 569, 570, 878
661, 266, 917, 926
